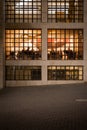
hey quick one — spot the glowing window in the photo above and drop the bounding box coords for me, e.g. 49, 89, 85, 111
48, 0, 83, 23
48, 66, 83, 80
5, 29, 42, 60
48, 29, 83, 60
5, 0, 42, 23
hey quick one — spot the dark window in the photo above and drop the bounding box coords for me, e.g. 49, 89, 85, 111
6, 66, 41, 80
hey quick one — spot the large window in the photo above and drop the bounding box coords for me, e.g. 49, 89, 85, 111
5, 0, 42, 23
48, 0, 83, 23
6, 66, 41, 80
48, 66, 83, 80
48, 29, 83, 60
5, 29, 42, 60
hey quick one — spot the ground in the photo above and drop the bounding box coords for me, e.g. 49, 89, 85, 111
0, 83, 87, 130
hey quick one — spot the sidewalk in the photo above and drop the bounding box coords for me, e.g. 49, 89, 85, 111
0, 83, 87, 130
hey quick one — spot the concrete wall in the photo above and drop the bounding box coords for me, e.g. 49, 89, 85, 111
0, 0, 5, 89
84, 0, 87, 82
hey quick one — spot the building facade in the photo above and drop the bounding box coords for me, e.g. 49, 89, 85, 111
0, 0, 87, 88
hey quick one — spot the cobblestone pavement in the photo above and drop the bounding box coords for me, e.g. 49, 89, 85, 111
0, 83, 87, 130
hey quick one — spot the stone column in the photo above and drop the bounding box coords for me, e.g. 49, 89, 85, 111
84, 0, 87, 82
0, 0, 5, 89
42, 0, 48, 85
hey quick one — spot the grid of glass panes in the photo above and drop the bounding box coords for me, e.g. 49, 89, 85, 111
5, 0, 42, 23
48, 66, 83, 80
48, 29, 83, 60
6, 66, 41, 80
48, 0, 83, 23
5, 29, 42, 60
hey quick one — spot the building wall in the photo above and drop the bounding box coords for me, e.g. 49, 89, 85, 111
0, 0, 5, 89
84, 0, 87, 82
0, 0, 87, 87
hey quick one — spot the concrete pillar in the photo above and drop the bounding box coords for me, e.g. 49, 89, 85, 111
41, 0, 48, 85
42, 0, 47, 23
84, 0, 87, 82
0, 0, 5, 89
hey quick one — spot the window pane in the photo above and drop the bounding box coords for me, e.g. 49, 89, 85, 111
5, 0, 42, 23
5, 29, 42, 60
6, 66, 41, 80
48, 0, 83, 23
47, 29, 83, 60
48, 66, 83, 80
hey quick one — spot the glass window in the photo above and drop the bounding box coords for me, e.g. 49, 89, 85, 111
5, 0, 42, 23
48, 66, 83, 80
5, 29, 42, 60
48, 0, 83, 23
48, 29, 83, 60
6, 66, 41, 80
